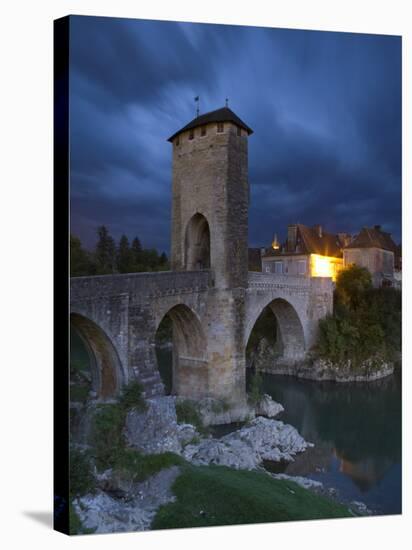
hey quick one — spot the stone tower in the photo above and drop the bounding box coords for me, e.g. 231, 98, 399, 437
168, 107, 253, 404
168, 107, 253, 289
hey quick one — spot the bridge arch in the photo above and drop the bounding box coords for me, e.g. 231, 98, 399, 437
155, 303, 208, 398
70, 312, 125, 399
184, 213, 211, 270
245, 298, 306, 366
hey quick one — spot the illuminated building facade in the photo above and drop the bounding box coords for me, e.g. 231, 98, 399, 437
261, 224, 350, 282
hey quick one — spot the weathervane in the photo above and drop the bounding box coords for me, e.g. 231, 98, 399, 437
194, 96, 200, 117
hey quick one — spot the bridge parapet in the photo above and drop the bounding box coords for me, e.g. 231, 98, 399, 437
247, 271, 312, 292
70, 270, 212, 302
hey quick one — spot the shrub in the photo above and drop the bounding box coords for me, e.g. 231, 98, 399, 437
118, 380, 146, 411
176, 400, 206, 434
248, 370, 263, 405
69, 448, 94, 498
90, 403, 125, 470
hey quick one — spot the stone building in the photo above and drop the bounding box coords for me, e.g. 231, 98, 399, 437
262, 223, 349, 282
343, 225, 399, 288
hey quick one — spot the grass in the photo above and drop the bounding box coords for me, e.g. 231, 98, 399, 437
110, 449, 184, 483
152, 464, 352, 529
176, 399, 208, 435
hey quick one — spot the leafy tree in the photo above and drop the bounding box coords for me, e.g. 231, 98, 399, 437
317, 264, 401, 366
335, 264, 372, 311
95, 225, 116, 274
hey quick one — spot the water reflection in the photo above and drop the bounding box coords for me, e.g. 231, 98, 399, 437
260, 371, 402, 514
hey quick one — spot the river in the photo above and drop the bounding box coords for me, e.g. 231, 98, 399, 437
258, 370, 402, 515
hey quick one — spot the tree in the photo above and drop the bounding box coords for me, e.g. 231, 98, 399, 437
117, 234, 132, 273
70, 234, 94, 276
131, 237, 143, 271
95, 226, 116, 274
335, 264, 372, 311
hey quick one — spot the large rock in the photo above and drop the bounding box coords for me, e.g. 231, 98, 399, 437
255, 394, 284, 418
183, 417, 312, 469
125, 396, 198, 454
74, 466, 180, 534
194, 397, 253, 426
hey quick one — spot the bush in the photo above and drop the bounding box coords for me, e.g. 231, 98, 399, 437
316, 265, 401, 366
69, 448, 94, 498
176, 400, 206, 434
90, 403, 126, 470
118, 380, 146, 411
248, 371, 263, 405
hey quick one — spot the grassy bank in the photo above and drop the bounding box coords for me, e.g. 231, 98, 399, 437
152, 464, 352, 529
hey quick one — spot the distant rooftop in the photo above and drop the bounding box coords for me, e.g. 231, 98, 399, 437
263, 224, 343, 258
167, 106, 253, 142
345, 225, 397, 252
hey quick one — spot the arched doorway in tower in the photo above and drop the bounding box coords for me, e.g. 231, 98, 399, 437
184, 213, 211, 270
155, 304, 208, 398
245, 299, 305, 382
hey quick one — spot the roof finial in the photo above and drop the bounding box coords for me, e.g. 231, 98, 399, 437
225, 97, 229, 108
272, 233, 280, 250
194, 96, 200, 117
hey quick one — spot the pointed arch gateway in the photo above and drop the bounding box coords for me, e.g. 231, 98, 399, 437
70, 312, 125, 400
155, 304, 208, 398
184, 213, 211, 270
246, 298, 306, 371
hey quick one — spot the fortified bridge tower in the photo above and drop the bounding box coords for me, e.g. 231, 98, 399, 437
70, 107, 333, 411
167, 107, 253, 402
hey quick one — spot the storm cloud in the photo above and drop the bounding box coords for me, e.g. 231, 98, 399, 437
69, 16, 401, 251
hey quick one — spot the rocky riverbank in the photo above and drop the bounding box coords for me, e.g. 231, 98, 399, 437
251, 338, 395, 382
71, 394, 369, 533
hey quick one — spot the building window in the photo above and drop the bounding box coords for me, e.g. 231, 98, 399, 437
217, 122, 224, 133
237, 126, 241, 136
274, 261, 283, 274
189, 129, 194, 140
201, 126, 207, 137
265, 266, 271, 273
298, 260, 306, 275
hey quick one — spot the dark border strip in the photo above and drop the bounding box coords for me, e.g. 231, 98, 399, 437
53, 14, 70, 536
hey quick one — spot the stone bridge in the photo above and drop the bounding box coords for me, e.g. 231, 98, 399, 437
70, 106, 334, 407
70, 270, 332, 404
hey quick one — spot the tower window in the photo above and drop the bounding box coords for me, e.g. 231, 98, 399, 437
237, 126, 241, 136
201, 126, 207, 137
189, 129, 194, 140
217, 122, 224, 133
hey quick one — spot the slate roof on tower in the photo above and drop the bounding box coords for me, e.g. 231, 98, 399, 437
167, 107, 253, 142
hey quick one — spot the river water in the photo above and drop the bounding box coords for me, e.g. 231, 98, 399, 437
74, 335, 402, 516
259, 370, 402, 515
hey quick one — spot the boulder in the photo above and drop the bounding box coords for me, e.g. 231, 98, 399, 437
183, 417, 312, 469
255, 394, 284, 418
125, 396, 198, 454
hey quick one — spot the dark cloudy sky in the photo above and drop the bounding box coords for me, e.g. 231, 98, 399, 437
69, 16, 401, 252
